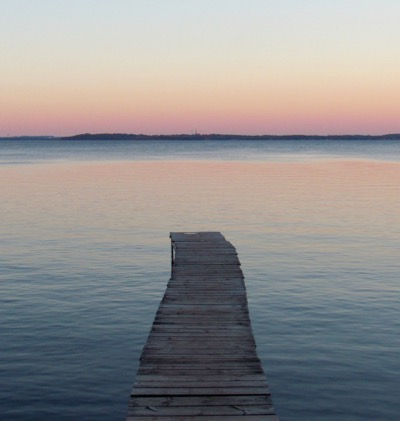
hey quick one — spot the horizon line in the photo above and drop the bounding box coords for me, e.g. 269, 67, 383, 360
2, 132, 400, 140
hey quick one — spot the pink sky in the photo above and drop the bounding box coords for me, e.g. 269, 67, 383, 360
1, 1, 400, 136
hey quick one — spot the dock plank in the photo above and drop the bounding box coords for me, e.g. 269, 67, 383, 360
127, 416, 279, 421
127, 232, 279, 420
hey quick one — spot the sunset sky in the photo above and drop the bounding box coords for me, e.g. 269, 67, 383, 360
1, 0, 400, 136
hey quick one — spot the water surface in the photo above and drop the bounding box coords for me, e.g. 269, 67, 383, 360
1, 139, 399, 420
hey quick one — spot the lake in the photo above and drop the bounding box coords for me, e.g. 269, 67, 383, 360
1, 138, 399, 420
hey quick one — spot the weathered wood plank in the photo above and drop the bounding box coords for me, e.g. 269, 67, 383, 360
146, 336, 255, 342
134, 373, 267, 382
140, 351, 257, 359
143, 334, 255, 344
174, 258, 240, 264
139, 356, 262, 364
129, 394, 274, 407
148, 329, 253, 336
137, 363, 265, 372
127, 416, 280, 421
170, 232, 226, 242
131, 386, 271, 396
157, 303, 247, 309
149, 327, 251, 333
167, 275, 245, 281
137, 367, 265, 374
172, 264, 243, 273
134, 379, 270, 388
173, 250, 238, 256
155, 309, 248, 315
126, 232, 278, 420
128, 404, 276, 416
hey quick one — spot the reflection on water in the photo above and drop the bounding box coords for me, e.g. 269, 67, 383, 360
1, 159, 399, 420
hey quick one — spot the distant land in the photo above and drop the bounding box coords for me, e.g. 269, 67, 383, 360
2, 133, 400, 141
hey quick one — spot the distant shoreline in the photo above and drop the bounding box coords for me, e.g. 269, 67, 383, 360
2, 133, 400, 141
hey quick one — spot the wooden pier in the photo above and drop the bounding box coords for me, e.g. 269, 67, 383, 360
127, 232, 279, 420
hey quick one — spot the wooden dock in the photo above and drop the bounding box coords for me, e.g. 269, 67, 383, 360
127, 232, 279, 420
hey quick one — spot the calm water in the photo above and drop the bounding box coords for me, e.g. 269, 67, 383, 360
1, 139, 399, 420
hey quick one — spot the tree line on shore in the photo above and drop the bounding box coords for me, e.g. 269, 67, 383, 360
2, 133, 400, 141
